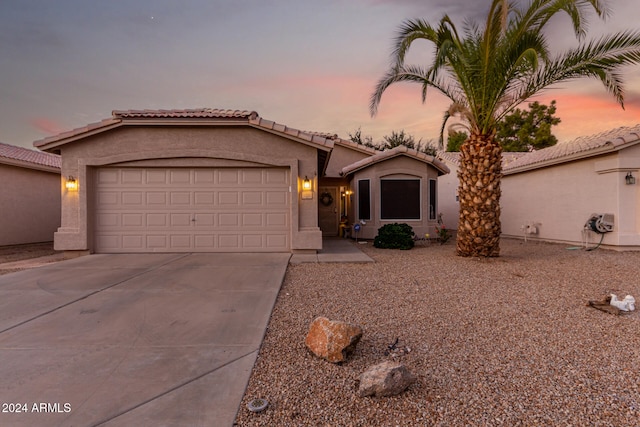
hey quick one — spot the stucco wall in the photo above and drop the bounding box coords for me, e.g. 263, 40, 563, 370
437, 161, 460, 231
324, 144, 371, 178
56, 125, 322, 252
501, 148, 640, 248
0, 164, 61, 246
346, 156, 440, 240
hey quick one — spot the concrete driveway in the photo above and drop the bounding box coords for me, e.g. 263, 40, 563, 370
0, 252, 290, 427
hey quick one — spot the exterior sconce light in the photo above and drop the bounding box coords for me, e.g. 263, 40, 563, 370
65, 176, 78, 191
625, 172, 636, 185
302, 176, 312, 191
301, 176, 313, 200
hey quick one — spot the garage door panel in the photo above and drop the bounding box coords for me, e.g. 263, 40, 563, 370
122, 213, 143, 227
242, 213, 263, 226
146, 192, 167, 205
266, 234, 288, 249
122, 170, 144, 184
170, 235, 191, 248
97, 169, 119, 184
194, 192, 214, 205
146, 170, 167, 184
122, 235, 144, 249
218, 192, 238, 205
218, 213, 238, 226
219, 234, 239, 248
147, 235, 168, 249
94, 167, 290, 253
98, 192, 119, 205
242, 192, 263, 204
193, 213, 215, 226
266, 213, 287, 226
218, 170, 239, 184
97, 213, 119, 227
170, 213, 192, 227
170, 192, 191, 205
122, 192, 143, 205
147, 213, 167, 227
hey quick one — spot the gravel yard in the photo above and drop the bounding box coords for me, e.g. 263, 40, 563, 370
0, 242, 58, 275
235, 238, 640, 426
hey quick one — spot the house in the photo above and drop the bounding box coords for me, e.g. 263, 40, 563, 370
436, 126, 640, 250
0, 142, 61, 246
34, 109, 448, 255
501, 125, 640, 250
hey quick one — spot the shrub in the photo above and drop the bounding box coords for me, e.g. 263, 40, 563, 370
374, 223, 415, 250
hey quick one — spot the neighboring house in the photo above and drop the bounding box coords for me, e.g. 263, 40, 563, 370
34, 109, 449, 254
0, 142, 61, 246
501, 125, 640, 249
437, 126, 640, 250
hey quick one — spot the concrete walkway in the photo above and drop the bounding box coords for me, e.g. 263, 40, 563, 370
0, 253, 289, 427
290, 238, 374, 264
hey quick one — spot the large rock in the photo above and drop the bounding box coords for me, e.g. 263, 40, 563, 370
358, 361, 416, 397
304, 317, 362, 363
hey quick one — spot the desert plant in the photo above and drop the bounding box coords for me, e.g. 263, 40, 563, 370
374, 223, 415, 250
371, 0, 640, 257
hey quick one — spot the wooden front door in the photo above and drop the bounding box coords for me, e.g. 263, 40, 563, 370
318, 186, 339, 236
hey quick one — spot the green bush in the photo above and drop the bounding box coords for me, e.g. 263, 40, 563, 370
373, 223, 415, 250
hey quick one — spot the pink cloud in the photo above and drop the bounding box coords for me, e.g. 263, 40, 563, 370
535, 92, 640, 141
30, 117, 65, 135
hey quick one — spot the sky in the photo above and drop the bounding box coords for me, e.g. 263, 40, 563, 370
1, 0, 639, 150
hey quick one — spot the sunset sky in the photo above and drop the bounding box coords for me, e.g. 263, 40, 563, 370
1, 0, 639, 150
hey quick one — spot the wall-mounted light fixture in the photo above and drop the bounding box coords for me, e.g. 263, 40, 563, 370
625, 172, 636, 185
301, 175, 313, 200
65, 176, 78, 191
302, 176, 312, 191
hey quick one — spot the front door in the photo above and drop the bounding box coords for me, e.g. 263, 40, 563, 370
318, 186, 339, 236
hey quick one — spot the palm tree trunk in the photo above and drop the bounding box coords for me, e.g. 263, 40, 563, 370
456, 132, 502, 257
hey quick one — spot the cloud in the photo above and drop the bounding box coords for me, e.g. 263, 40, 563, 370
30, 118, 66, 136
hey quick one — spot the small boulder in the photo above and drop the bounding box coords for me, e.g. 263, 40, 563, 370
304, 316, 362, 363
358, 361, 416, 397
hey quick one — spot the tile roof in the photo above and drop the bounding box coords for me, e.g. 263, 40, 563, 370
504, 125, 640, 173
248, 116, 334, 150
437, 151, 529, 168
34, 109, 335, 152
112, 108, 258, 119
341, 145, 450, 176
0, 141, 61, 170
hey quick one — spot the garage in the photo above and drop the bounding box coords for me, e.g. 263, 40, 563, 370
34, 109, 331, 254
94, 166, 291, 253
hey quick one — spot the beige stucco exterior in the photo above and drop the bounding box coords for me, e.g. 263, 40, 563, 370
35, 109, 452, 254
343, 153, 447, 240
501, 144, 640, 249
41, 123, 328, 253
0, 163, 61, 246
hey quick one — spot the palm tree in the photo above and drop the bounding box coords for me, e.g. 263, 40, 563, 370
370, 0, 640, 257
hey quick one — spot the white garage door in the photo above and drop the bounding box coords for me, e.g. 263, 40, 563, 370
94, 167, 290, 253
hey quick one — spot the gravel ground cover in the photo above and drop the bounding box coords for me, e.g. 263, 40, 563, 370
235, 238, 640, 426
0, 242, 57, 275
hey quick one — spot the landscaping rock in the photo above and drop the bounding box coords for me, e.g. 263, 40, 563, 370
304, 316, 362, 363
358, 361, 416, 397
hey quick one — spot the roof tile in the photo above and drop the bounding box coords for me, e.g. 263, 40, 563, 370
504, 125, 640, 172
0, 141, 61, 169
112, 108, 257, 119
